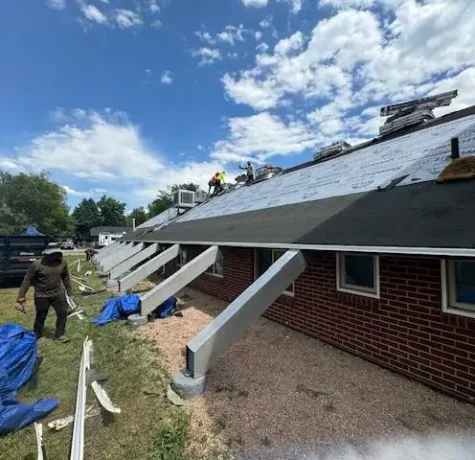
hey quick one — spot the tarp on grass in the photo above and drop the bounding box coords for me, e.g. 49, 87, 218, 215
0, 324, 59, 435
91, 294, 141, 326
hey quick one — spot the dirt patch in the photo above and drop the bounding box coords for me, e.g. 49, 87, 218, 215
140, 288, 475, 459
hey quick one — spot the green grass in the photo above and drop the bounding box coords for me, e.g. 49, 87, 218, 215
0, 258, 191, 460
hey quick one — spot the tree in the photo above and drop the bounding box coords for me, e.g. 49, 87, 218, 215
72, 199, 102, 240
97, 195, 126, 227
0, 171, 74, 237
126, 207, 148, 227
147, 183, 200, 217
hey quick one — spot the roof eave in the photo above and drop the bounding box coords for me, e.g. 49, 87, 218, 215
123, 239, 475, 258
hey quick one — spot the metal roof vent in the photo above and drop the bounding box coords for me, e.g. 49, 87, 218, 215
379, 90, 458, 136
314, 141, 351, 162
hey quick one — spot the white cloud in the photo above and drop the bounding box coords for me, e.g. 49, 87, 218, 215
79, 3, 108, 24
151, 19, 163, 28
224, 1, 475, 117
196, 25, 250, 47
319, 0, 377, 7
1, 109, 232, 206
46, 0, 66, 10
161, 70, 174, 84
192, 48, 222, 65
149, 0, 160, 13
115, 9, 143, 28
256, 42, 269, 53
259, 16, 273, 28
61, 185, 92, 198
211, 112, 318, 162
278, 0, 303, 14
274, 31, 304, 55
255, 31, 263, 41
240, 0, 269, 7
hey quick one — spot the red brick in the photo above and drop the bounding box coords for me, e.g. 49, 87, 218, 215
177, 246, 475, 403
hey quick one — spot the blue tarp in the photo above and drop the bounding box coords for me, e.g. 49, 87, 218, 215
22, 225, 45, 237
91, 294, 141, 325
91, 294, 178, 325
150, 296, 177, 319
0, 324, 59, 435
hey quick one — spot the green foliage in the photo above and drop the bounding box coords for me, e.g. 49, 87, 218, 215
72, 198, 102, 240
97, 195, 127, 226
0, 171, 73, 237
126, 206, 149, 227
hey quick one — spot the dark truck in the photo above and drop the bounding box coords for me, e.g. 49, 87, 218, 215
0, 235, 48, 282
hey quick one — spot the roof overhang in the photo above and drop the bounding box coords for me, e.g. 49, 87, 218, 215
123, 239, 475, 258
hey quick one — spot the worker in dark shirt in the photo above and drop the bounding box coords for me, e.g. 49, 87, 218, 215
15, 247, 73, 342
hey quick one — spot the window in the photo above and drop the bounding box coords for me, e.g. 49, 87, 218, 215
442, 259, 475, 316
336, 253, 379, 298
178, 248, 187, 267
254, 249, 294, 296
206, 251, 224, 277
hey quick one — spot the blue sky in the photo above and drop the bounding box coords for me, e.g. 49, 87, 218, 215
0, 0, 474, 212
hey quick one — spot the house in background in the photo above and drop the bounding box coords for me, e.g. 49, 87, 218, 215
102, 92, 475, 402
90, 226, 131, 247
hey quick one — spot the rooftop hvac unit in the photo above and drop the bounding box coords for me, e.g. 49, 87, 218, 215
314, 141, 351, 161
194, 190, 208, 203
173, 189, 195, 208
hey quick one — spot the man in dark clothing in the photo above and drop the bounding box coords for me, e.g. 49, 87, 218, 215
16, 248, 73, 342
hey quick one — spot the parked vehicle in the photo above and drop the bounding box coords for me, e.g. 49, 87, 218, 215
60, 239, 75, 250
0, 235, 48, 282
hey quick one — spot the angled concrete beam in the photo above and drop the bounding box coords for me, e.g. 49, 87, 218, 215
119, 244, 180, 292
97, 242, 132, 268
186, 249, 306, 380
96, 241, 123, 260
100, 243, 144, 273
109, 243, 159, 280
140, 246, 220, 316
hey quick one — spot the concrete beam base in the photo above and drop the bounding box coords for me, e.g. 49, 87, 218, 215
171, 369, 207, 399
101, 243, 144, 273
140, 246, 220, 316
186, 249, 306, 382
109, 243, 158, 280
119, 244, 180, 292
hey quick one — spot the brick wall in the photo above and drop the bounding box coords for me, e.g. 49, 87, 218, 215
175, 245, 475, 403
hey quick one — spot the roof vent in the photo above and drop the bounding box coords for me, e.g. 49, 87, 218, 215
314, 141, 351, 161
379, 90, 458, 136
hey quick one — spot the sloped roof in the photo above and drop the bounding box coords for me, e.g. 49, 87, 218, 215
137, 207, 180, 229
125, 105, 475, 254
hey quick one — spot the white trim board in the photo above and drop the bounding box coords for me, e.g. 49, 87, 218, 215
124, 239, 475, 258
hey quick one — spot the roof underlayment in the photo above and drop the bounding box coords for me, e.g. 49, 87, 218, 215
131, 106, 475, 253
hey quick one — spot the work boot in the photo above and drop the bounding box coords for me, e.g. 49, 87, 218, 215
54, 335, 70, 343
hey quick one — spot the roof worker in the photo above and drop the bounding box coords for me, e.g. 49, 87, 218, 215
240, 161, 255, 185
217, 171, 226, 186
15, 246, 73, 343
208, 172, 218, 196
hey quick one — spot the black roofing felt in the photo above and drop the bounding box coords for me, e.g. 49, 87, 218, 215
126, 180, 475, 249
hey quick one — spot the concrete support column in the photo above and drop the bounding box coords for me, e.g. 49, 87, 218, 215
100, 243, 144, 273
96, 241, 123, 261
109, 243, 159, 280
172, 249, 306, 398
140, 246, 220, 316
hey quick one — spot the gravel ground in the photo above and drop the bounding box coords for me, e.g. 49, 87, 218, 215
140, 288, 475, 459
